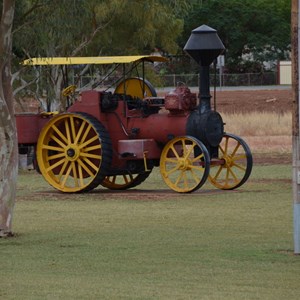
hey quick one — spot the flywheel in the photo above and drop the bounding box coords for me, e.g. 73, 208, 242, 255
114, 77, 157, 98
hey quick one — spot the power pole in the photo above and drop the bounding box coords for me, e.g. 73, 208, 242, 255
292, 0, 300, 255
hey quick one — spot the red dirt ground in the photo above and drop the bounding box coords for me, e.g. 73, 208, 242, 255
216, 89, 293, 165
212, 88, 292, 114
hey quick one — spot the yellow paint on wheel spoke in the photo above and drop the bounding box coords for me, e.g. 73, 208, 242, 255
49, 134, 67, 150
232, 153, 246, 162
219, 145, 225, 155
74, 121, 86, 144
77, 158, 95, 177
45, 158, 66, 173
184, 144, 194, 159
189, 164, 205, 172
60, 163, 73, 188
70, 116, 77, 142
79, 135, 99, 149
228, 167, 239, 182
230, 143, 241, 157
78, 163, 84, 187
64, 119, 72, 144
181, 139, 187, 157
183, 172, 189, 189
190, 169, 200, 184
52, 124, 69, 145
80, 124, 92, 144
164, 157, 179, 164
71, 162, 80, 187
84, 144, 101, 152
80, 152, 102, 160
174, 171, 184, 187
165, 165, 180, 177
42, 144, 64, 152
170, 145, 180, 160
57, 160, 69, 180
81, 157, 99, 172
211, 166, 223, 181
192, 153, 204, 163
232, 161, 246, 171
224, 137, 229, 154
47, 152, 65, 161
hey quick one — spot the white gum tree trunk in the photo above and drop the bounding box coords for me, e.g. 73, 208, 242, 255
0, 0, 16, 237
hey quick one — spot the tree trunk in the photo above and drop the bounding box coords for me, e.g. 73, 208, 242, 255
0, 0, 17, 237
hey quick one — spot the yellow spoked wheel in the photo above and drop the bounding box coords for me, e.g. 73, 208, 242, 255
114, 77, 157, 98
209, 133, 252, 190
101, 171, 152, 190
160, 136, 210, 193
37, 112, 112, 193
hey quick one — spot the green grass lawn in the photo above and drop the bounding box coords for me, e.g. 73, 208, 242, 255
1, 163, 299, 299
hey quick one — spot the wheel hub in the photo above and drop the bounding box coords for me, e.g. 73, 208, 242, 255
223, 155, 233, 167
67, 148, 76, 157
178, 158, 191, 170
66, 145, 79, 161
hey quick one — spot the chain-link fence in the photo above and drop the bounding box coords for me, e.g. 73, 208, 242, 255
78, 71, 278, 89
158, 72, 278, 88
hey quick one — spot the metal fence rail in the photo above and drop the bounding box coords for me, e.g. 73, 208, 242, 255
158, 72, 278, 88
78, 72, 278, 89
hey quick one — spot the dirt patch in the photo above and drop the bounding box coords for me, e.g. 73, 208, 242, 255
213, 89, 293, 166
214, 89, 292, 114
254, 152, 291, 165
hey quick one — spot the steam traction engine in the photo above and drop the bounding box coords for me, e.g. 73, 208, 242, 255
16, 25, 252, 193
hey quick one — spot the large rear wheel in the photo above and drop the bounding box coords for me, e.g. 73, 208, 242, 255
37, 113, 112, 192
208, 133, 252, 190
160, 136, 210, 193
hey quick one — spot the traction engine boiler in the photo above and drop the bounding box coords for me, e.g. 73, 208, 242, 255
16, 25, 253, 193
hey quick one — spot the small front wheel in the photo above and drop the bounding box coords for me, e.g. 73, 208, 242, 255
160, 136, 210, 193
208, 133, 252, 190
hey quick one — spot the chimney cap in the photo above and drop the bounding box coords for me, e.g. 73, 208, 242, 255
184, 24, 225, 66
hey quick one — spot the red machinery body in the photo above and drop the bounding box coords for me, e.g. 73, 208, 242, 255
16, 80, 252, 194
16, 113, 51, 144
16, 28, 253, 193
66, 86, 196, 169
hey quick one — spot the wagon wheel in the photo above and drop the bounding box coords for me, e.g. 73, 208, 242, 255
160, 136, 210, 193
208, 133, 252, 190
37, 112, 112, 193
101, 171, 152, 190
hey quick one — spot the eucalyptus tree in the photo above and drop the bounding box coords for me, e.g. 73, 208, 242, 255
181, 0, 291, 72
14, 0, 119, 111
0, 0, 16, 237
15, 0, 190, 111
